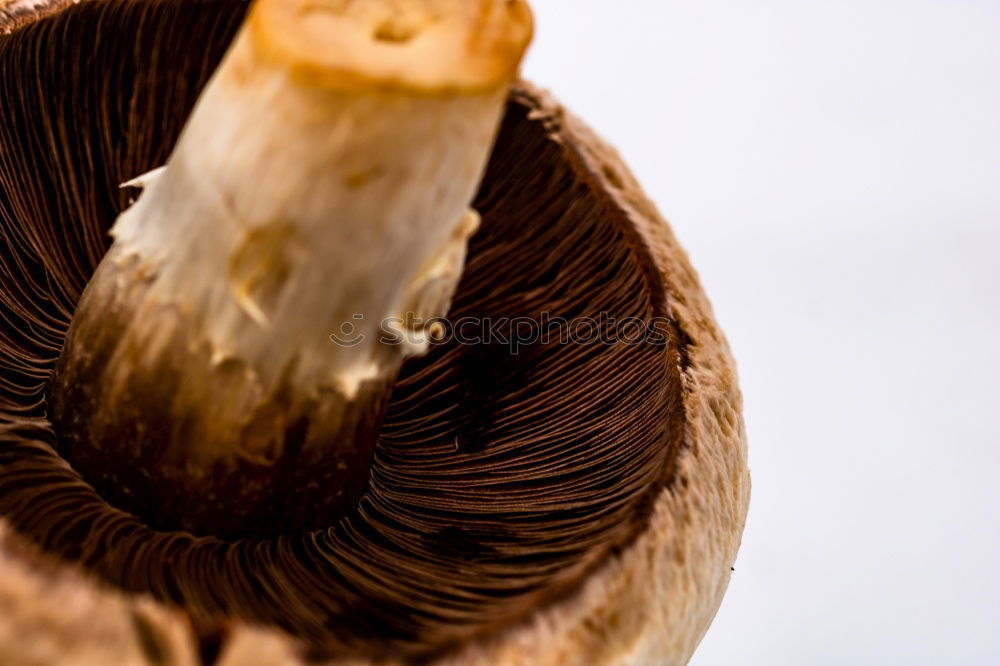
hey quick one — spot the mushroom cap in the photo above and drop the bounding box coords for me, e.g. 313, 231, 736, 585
0, 1, 749, 664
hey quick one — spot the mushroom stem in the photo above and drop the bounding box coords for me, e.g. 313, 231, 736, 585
49, 0, 532, 537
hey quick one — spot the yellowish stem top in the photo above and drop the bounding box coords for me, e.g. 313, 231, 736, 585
250, 0, 534, 94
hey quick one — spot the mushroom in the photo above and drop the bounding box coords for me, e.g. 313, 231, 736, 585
0, 0, 750, 665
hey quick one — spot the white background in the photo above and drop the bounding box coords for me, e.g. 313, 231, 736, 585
523, 1, 1000, 664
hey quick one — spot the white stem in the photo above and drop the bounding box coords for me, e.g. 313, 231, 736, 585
112, 0, 531, 400
51, 0, 532, 535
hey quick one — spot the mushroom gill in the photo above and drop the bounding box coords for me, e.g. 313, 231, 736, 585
0, 1, 749, 665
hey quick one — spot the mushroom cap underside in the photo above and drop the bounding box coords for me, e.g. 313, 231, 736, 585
0, 1, 749, 664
